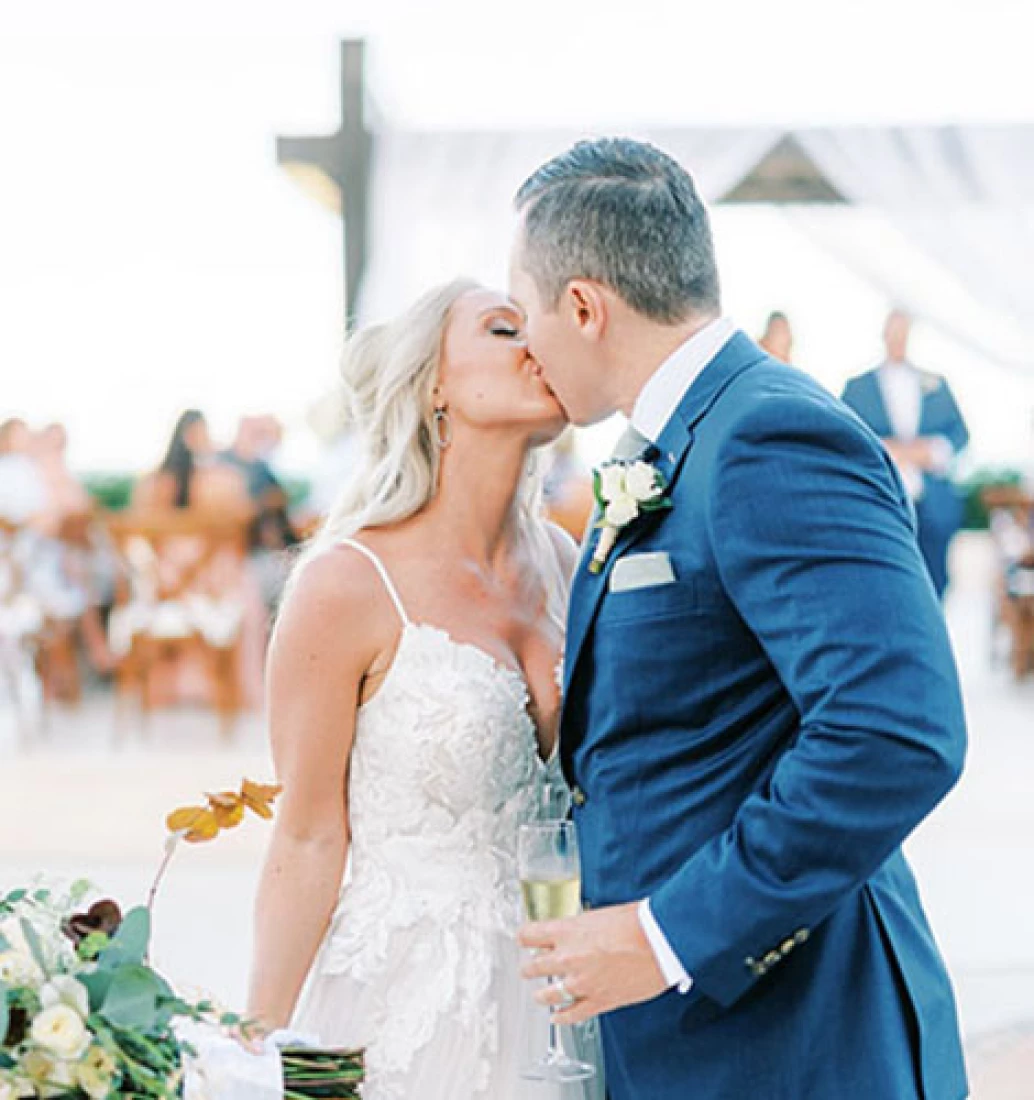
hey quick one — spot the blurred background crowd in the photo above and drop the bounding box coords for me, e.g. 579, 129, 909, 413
3, 300, 1034, 728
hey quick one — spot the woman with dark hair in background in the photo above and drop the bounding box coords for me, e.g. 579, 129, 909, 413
157, 409, 207, 508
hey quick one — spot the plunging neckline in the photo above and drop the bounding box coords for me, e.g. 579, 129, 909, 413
359, 621, 560, 768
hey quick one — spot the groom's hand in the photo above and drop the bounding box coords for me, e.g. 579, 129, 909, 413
518, 902, 669, 1025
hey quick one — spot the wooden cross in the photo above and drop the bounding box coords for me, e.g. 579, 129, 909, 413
276, 40, 372, 329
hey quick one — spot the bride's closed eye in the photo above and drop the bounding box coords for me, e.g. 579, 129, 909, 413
489, 322, 522, 339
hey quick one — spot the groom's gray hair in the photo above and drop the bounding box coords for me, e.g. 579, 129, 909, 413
514, 138, 720, 323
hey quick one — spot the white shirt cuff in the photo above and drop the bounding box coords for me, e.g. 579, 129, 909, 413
638, 899, 693, 994
927, 435, 955, 475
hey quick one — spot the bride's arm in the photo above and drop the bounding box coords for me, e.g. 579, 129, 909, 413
246, 550, 385, 1032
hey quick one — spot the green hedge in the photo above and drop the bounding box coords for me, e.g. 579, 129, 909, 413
82, 474, 313, 513
959, 467, 1024, 531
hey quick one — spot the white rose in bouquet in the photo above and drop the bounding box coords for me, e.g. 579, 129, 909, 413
0, 1075, 34, 1100
30, 1003, 90, 1061
0, 949, 40, 988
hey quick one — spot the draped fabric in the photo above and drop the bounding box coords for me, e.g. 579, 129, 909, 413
795, 125, 1034, 370
358, 128, 782, 321
356, 122, 1034, 374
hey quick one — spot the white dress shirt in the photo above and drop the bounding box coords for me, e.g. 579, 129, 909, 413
631, 317, 738, 441
876, 360, 953, 500
627, 316, 737, 995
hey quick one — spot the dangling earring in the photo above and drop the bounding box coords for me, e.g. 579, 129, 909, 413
433, 407, 453, 449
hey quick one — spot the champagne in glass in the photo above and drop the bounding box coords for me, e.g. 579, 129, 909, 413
518, 821, 596, 1084
521, 875, 582, 922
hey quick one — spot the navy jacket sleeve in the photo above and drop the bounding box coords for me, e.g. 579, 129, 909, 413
649, 392, 967, 1008
938, 380, 970, 454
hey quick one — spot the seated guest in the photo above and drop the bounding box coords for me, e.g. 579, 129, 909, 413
759, 310, 794, 364
121, 410, 266, 708
220, 415, 298, 612
0, 419, 49, 529
31, 423, 92, 521
0, 420, 113, 692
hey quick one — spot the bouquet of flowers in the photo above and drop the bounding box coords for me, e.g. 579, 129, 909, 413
0, 882, 198, 1098
0, 780, 364, 1099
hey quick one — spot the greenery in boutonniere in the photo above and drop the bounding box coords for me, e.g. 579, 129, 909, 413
589, 459, 673, 574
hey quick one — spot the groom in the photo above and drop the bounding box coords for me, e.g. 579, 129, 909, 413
510, 139, 968, 1099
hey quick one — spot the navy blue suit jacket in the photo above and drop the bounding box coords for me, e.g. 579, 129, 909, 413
562, 334, 968, 1099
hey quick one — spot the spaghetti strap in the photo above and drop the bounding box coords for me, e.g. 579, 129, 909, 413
340, 538, 410, 625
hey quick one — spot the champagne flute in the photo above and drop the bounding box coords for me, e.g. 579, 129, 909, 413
518, 821, 596, 1083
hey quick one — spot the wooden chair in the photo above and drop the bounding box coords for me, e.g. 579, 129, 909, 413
982, 486, 1034, 680
103, 508, 253, 734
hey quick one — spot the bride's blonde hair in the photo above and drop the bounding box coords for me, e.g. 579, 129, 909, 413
296, 278, 567, 625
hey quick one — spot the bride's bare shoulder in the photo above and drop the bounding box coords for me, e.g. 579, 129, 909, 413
272, 542, 399, 658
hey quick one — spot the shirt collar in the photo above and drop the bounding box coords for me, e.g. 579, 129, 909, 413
630, 317, 738, 442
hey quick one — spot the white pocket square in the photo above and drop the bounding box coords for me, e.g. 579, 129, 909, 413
609, 551, 677, 593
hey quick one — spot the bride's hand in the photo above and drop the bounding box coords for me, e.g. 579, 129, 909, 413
228, 1017, 273, 1055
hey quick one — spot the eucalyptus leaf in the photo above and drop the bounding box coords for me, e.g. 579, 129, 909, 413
99, 906, 150, 968
19, 918, 48, 977
80, 968, 115, 1012
0, 980, 9, 1046
69, 878, 93, 904
99, 964, 162, 1030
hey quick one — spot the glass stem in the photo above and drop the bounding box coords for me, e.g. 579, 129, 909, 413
547, 978, 567, 1062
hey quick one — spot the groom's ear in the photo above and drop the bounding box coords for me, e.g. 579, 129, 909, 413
564, 280, 608, 341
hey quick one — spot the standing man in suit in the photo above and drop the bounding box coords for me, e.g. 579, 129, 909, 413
509, 139, 968, 1099
841, 310, 970, 599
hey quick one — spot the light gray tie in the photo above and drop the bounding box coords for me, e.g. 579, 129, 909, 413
610, 422, 651, 461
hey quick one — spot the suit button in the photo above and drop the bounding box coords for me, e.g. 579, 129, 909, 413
571, 786, 587, 808
794, 928, 810, 946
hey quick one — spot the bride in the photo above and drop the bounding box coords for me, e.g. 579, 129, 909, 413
246, 279, 604, 1099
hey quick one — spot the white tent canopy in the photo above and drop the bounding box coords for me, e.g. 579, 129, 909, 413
358, 123, 1034, 374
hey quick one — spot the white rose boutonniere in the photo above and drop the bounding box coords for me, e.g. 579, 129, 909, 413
589, 458, 672, 574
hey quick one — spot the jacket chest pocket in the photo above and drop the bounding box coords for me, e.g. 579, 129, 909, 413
597, 572, 726, 626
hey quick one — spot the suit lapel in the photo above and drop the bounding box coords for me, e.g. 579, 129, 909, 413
865, 370, 894, 438
562, 332, 766, 699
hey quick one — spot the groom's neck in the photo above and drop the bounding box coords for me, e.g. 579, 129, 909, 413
611, 313, 718, 418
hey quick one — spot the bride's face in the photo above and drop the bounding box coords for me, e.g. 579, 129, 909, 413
438, 289, 567, 445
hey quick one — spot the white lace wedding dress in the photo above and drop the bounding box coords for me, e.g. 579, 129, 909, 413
292, 540, 604, 1100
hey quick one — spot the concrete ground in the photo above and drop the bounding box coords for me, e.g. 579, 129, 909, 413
1, 531, 1031, 1096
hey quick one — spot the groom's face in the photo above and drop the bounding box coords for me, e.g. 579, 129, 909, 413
508, 241, 614, 427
